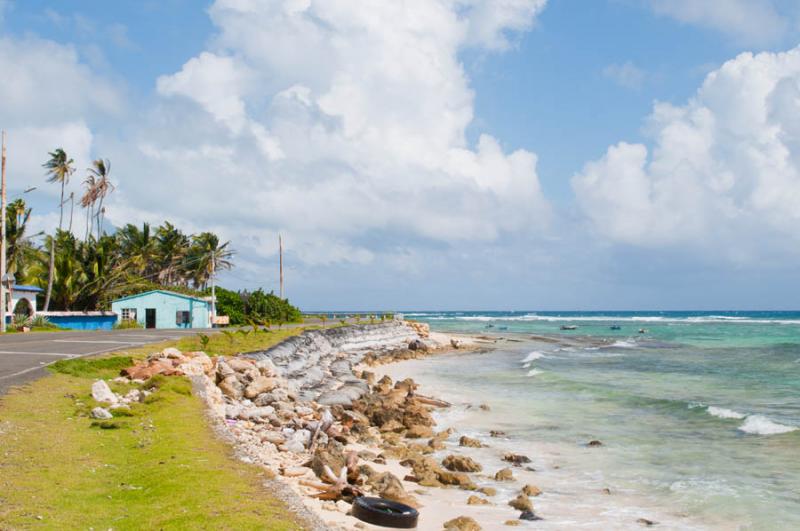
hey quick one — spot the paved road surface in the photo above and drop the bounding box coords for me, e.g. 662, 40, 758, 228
0, 329, 202, 395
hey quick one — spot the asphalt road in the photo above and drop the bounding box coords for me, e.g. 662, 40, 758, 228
0, 328, 203, 395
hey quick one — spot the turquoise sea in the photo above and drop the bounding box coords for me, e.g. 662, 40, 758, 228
401, 311, 800, 529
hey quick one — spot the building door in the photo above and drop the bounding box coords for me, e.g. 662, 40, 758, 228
145, 308, 157, 329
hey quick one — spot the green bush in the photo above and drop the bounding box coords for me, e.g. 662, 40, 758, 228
114, 319, 142, 329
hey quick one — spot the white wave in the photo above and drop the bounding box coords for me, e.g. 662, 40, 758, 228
521, 351, 546, 363
687, 401, 706, 410
423, 314, 800, 325
522, 362, 531, 368
526, 368, 544, 377
738, 415, 798, 435
610, 340, 636, 348
706, 406, 746, 420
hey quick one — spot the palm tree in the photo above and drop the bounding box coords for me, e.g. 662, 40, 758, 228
42, 148, 74, 311
43, 149, 74, 230
80, 173, 98, 240
186, 232, 234, 289
87, 159, 114, 239
155, 222, 190, 285
5, 199, 38, 281
115, 223, 157, 278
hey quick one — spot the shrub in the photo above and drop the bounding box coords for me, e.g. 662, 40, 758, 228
114, 319, 142, 330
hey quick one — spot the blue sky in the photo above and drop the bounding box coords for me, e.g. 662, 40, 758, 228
3, 0, 800, 310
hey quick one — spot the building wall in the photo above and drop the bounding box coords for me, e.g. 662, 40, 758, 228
111, 292, 210, 329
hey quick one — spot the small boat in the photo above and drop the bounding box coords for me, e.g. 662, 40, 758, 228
560, 325, 578, 331
610, 325, 621, 330
638, 328, 647, 334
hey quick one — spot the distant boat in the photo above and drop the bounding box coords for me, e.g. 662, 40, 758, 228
638, 328, 647, 334
610, 325, 621, 330
560, 325, 578, 330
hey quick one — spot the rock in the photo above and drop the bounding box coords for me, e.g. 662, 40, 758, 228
370, 472, 418, 508
280, 440, 305, 453
504, 521, 520, 527
281, 466, 307, 477
637, 518, 656, 527
490, 430, 506, 437
478, 486, 496, 496
225, 404, 243, 419
478, 403, 490, 411
90, 407, 113, 419
239, 406, 275, 420
408, 339, 428, 352
438, 471, 477, 490
261, 431, 285, 445
602, 487, 612, 495
311, 443, 346, 478
522, 484, 542, 497
218, 375, 244, 399
291, 428, 312, 447
380, 419, 406, 433
519, 511, 542, 521
226, 357, 256, 372
255, 358, 278, 377
503, 453, 531, 466
406, 425, 434, 438
459, 435, 484, 448
494, 468, 514, 481
442, 455, 482, 473
244, 376, 279, 399
335, 500, 350, 514
508, 494, 533, 512
443, 516, 481, 531
450, 338, 460, 349
162, 347, 183, 358
466, 495, 490, 505
587, 440, 603, 447
91, 380, 117, 404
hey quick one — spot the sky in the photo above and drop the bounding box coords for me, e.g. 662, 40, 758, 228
3, 0, 800, 311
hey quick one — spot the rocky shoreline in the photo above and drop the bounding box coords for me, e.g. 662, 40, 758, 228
100, 322, 545, 530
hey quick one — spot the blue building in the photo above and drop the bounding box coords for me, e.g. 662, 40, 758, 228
111, 290, 212, 329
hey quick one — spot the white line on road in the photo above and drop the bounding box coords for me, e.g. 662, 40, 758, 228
0, 351, 74, 357
53, 340, 146, 345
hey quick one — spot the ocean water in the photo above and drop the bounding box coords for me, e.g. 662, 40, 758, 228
400, 311, 800, 529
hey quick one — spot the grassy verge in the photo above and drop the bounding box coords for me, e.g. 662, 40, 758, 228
0, 328, 310, 530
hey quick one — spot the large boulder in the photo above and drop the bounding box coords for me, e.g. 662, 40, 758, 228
443, 516, 481, 531
370, 472, 418, 508
244, 376, 279, 398
91, 380, 117, 404
442, 455, 482, 473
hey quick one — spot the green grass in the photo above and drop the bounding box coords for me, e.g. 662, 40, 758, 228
0, 329, 312, 530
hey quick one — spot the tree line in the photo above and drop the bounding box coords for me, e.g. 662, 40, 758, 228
5, 147, 300, 320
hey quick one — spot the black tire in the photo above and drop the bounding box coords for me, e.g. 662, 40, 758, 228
351, 496, 419, 528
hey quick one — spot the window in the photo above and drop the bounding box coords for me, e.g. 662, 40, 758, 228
121, 308, 137, 321
176, 311, 191, 325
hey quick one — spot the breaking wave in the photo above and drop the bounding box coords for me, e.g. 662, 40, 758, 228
738, 415, 798, 435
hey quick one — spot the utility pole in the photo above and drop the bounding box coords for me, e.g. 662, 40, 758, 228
1, 131, 7, 333
279, 234, 283, 299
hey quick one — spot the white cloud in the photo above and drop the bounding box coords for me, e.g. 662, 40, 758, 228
0, 36, 121, 199
110, 0, 550, 266
647, 0, 788, 45
573, 46, 800, 260
603, 61, 646, 89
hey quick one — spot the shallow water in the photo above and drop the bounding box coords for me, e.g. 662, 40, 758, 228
400, 311, 800, 529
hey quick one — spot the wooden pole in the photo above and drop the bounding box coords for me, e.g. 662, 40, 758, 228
0, 131, 6, 333
279, 234, 283, 299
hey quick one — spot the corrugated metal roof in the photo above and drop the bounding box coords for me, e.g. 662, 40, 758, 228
111, 289, 210, 304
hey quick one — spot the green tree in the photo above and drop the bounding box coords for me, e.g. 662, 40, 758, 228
186, 232, 233, 289
87, 159, 114, 239
42, 148, 75, 311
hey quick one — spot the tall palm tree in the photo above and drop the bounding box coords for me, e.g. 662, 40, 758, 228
42, 148, 74, 311
87, 159, 113, 239
187, 232, 234, 289
80, 173, 98, 240
43, 148, 74, 230
5, 199, 37, 281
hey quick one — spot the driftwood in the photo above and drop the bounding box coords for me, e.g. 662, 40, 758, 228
300, 462, 364, 501
412, 393, 451, 408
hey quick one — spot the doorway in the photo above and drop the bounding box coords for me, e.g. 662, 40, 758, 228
145, 308, 156, 329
